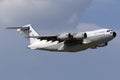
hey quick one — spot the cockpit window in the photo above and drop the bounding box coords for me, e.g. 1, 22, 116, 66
107, 30, 112, 32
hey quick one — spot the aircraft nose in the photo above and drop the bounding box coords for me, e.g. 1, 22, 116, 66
113, 32, 117, 37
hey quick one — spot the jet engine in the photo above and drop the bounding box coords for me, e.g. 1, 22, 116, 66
73, 33, 87, 40
57, 33, 72, 40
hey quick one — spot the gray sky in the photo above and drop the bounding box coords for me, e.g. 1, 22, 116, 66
0, 0, 120, 80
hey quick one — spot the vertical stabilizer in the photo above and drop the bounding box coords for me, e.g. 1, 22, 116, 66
6, 24, 40, 44
21, 24, 39, 44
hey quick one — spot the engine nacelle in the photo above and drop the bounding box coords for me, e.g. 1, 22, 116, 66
73, 33, 87, 40
57, 33, 72, 40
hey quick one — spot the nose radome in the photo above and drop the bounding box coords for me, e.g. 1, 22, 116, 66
113, 32, 117, 37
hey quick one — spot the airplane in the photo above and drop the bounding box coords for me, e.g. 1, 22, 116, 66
6, 24, 116, 52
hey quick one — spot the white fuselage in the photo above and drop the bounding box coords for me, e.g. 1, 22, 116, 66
28, 29, 116, 52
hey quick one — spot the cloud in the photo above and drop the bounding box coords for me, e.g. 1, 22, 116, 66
76, 23, 102, 32
0, 1, 120, 80
0, 0, 92, 29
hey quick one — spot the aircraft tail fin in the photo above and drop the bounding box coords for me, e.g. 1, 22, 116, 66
6, 24, 39, 44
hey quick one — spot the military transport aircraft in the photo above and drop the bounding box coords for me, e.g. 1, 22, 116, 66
6, 24, 116, 52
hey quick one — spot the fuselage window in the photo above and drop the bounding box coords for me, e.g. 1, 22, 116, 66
107, 30, 112, 32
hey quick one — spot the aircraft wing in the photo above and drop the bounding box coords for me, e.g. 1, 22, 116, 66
30, 36, 83, 44
31, 36, 58, 41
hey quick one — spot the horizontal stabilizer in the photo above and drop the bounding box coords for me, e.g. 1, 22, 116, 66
6, 27, 30, 30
